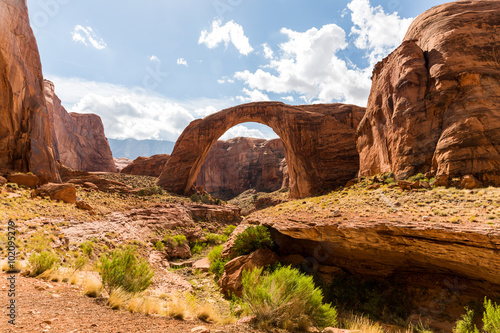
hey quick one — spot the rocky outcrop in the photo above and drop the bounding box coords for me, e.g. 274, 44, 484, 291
121, 154, 170, 177
357, 0, 500, 186
195, 137, 287, 200
44, 80, 116, 173
0, 0, 59, 181
158, 102, 365, 198
219, 247, 278, 297
35, 183, 77, 204
114, 157, 132, 171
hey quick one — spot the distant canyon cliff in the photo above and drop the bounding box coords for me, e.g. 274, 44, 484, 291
122, 137, 288, 199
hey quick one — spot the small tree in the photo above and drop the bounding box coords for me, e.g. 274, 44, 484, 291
99, 246, 154, 294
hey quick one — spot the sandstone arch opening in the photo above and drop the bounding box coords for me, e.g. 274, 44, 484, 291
195, 128, 288, 201
157, 102, 366, 199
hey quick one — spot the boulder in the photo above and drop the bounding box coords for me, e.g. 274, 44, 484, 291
166, 243, 192, 260
0, 176, 6, 187
357, 1, 500, 186
193, 258, 210, 272
75, 201, 93, 211
7, 173, 39, 189
219, 247, 278, 297
0, 0, 60, 181
44, 80, 117, 173
158, 102, 365, 199
460, 175, 482, 190
35, 183, 76, 204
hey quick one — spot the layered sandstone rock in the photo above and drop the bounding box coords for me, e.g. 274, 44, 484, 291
357, 0, 500, 185
44, 80, 116, 173
0, 0, 59, 181
195, 137, 287, 199
121, 154, 170, 177
226, 213, 500, 289
158, 102, 365, 198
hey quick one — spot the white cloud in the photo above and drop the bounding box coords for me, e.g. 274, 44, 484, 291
233, 0, 413, 106
282, 96, 294, 103
47, 76, 232, 142
217, 76, 235, 84
71, 25, 107, 50
220, 125, 272, 141
262, 43, 274, 59
236, 88, 270, 104
150, 55, 160, 62
198, 19, 254, 55
177, 58, 188, 67
348, 0, 413, 66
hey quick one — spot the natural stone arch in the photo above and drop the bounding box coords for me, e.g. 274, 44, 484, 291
157, 102, 365, 198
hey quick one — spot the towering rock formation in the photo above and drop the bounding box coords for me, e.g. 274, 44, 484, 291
195, 137, 287, 199
357, 0, 500, 185
44, 80, 116, 172
0, 0, 60, 181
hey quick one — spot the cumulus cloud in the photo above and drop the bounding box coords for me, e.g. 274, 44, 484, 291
177, 58, 188, 67
150, 55, 160, 62
198, 19, 254, 55
71, 25, 107, 50
348, 0, 413, 66
220, 125, 273, 141
236, 88, 270, 104
233, 0, 412, 106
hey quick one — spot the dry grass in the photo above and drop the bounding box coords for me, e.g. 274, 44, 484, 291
1, 259, 24, 273
82, 276, 103, 298
164, 296, 187, 320
343, 315, 385, 333
108, 288, 132, 310
128, 296, 163, 315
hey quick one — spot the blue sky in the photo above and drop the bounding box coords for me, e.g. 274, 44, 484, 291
27, 0, 449, 142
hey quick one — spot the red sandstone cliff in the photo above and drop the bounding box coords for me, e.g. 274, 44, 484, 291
44, 80, 116, 173
0, 0, 60, 181
357, 0, 500, 186
121, 154, 171, 177
195, 137, 287, 199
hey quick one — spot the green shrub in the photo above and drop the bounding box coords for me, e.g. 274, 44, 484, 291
454, 308, 479, 333
190, 193, 201, 202
483, 298, 500, 333
28, 251, 59, 276
223, 225, 236, 236
232, 226, 273, 257
454, 298, 500, 333
241, 266, 337, 330
190, 241, 207, 255
154, 241, 165, 251
201, 194, 211, 204
208, 245, 228, 279
163, 234, 187, 247
408, 173, 425, 182
205, 233, 227, 245
80, 241, 94, 257
99, 246, 154, 294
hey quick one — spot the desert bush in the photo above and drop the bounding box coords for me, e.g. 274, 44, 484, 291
241, 266, 337, 330
408, 173, 425, 182
190, 193, 201, 202
154, 241, 165, 251
190, 241, 207, 255
28, 251, 59, 276
223, 225, 236, 236
80, 241, 94, 257
201, 194, 211, 204
232, 225, 273, 257
208, 245, 228, 279
454, 298, 500, 333
99, 246, 154, 294
83, 276, 103, 298
205, 233, 227, 245
483, 298, 500, 332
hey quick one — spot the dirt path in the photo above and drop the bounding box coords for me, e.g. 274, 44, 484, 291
0, 272, 259, 333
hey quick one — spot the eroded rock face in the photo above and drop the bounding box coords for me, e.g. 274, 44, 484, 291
232, 213, 500, 289
357, 0, 500, 185
158, 102, 365, 198
0, 0, 59, 181
44, 80, 116, 173
121, 154, 170, 177
195, 137, 287, 199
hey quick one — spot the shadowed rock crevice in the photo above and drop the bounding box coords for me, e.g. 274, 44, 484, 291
158, 102, 365, 199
